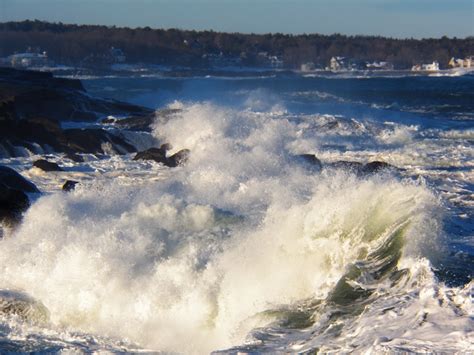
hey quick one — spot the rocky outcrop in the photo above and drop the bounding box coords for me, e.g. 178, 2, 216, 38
295, 154, 396, 176
0, 67, 154, 157
0, 166, 39, 225
133, 144, 190, 167
0, 67, 151, 122
0, 166, 39, 193
33, 159, 63, 172
101, 108, 181, 132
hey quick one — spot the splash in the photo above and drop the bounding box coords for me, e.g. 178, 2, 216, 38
0, 102, 467, 353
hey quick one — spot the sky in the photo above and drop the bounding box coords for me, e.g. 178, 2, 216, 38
0, 0, 473, 38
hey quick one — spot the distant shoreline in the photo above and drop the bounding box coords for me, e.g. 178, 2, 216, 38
1, 20, 473, 71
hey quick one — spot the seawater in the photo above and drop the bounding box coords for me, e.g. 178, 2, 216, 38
0, 72, 472, 353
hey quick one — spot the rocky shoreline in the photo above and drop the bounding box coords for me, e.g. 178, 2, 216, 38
0, 67, 155, 157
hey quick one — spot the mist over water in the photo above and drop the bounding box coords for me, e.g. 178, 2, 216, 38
0, 74, 473, 353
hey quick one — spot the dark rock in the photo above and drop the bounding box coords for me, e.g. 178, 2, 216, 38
0, 67, 153, 158
362, 161, 395, 174
331, 161, 364, 171
64, 128, 136, 155
62, 180, 78, 192
134, 147, 168, 164
295, 154, 322, 170
159, 143, 173, 152
0, 166, 39, 225
0, 67, 152, 123
326, 160, 396, 176
65, 152, 84, 163
100, 108, 181, 132
0, 166, 39, 193
167, 149, 190, 167
134, 146, 190, 167
33, 159, 63, 172
0, 183, 30, 225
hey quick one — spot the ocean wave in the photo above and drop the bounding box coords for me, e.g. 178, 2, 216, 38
1, 101, 470, 353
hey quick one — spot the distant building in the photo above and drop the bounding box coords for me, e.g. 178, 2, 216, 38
8, 51, 49, 68
449, 57, 473, 68
269, 55, 283, 68
300, 62, 316, 72
366, 61, 394, 70
328, 56, 346, 71
256, 52, 283, 68
412, 61, 439, 72
110, 47, 126, 63
327, 57, 367, 71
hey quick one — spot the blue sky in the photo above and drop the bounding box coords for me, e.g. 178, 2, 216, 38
1, 0, 473, 38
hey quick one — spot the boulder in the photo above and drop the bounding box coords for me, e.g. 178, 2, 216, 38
0, 182, 30, 225
295, 154, 323, 170
328, 160, 396, 175
0, 166, 39, 193
167, 149, 190, 167
65, 152, 84, 163
134, 145, 189, 167
33, 159, 63, 172
0, 166, 39, 225
62, 180, 78, 192
133, 146, 168, 164
361, 161, 395, 174
0, 289, 49, 323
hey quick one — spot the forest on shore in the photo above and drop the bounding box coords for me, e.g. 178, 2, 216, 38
0, 20, 473, 69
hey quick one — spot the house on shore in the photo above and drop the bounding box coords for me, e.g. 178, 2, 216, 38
328, 56, 346, 71
412, 61, 439, 72
110, 47, 126, 63
327, 57, 367, 71
8, 51, 49, 68
366, 61, 394, 70
300, 62, 316, 72
449, 57, 473, 68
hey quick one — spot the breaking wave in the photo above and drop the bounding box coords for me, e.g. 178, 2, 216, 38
0, 102, 472, 353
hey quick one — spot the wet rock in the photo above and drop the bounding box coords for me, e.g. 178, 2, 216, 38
0, 166, 39, 225
64, 128, 136, 155
0, 166, 39, 193
0, 67, 153, 157
0, 289, 50, 323
134, 145, 189, 167
33, 159, 63, 172
100, 108, 181, 132
0, 182, 30, 225
167, 149, 190, 167
331, 160, 364, 171
0, 67, 151, 123
295, 154, 323, 170
62, 180, 78, 192
361, 161, 395, 174
65, 152, 84, 163
134, 146, 168, 164
328, 160, 396, 176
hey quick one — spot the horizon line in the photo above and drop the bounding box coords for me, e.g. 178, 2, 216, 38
2, 19, 473, 41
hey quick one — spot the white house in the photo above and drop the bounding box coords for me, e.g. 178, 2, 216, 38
412, 61, 439, 72
449, 57, 473, 68
9, 52, 48, 68
328, 56, 346, 71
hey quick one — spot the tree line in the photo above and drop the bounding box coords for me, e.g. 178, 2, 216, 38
0, 20, 473, 69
